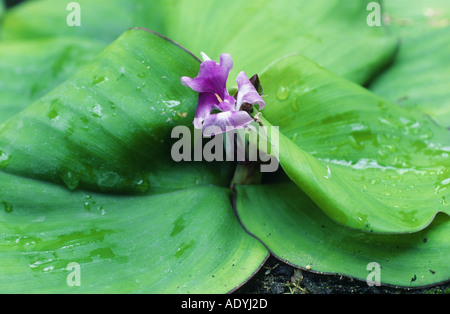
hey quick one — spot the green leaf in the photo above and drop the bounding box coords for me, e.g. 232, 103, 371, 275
1, 0, 165, 43
0, 37, 104, 123
369, 1, 450, 128
235, 182, 450, 287
259, 54, 450, 233
0, 170, 268, 293
0, 28, 201, 193
0, 28, 268, 293
163, 0, 397, 85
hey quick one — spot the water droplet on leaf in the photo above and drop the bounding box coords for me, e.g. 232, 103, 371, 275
0, 150, 11, 169
2, 201, 13, 213
90, 104, 103, 118
59, 170, 80, 191
276, 86, 290, 101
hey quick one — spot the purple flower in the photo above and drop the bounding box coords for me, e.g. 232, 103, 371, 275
181, 53, 265, 136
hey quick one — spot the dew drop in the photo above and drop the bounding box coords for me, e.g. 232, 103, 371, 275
80, 117, 90, 131
290, 100, 299, 112
0, 150, 11, 169
83, 201, 91, 211
59, 170, 80, 191
291, 132, 298, 142
93, 76, 108, 86
137, 72, 147, 79
323, 165, 332, 179
90, 104, 103, 118
118, 66, 126, 80
97, 171, 120, 189
163, 100, 181, 108
435, 178, 449, 195
276, 86, 290, 101
47, 108, 59, 120
134, 177, 150, 193
2, 201, 13, 213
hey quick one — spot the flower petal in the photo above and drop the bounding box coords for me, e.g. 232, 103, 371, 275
181, 76, 212, 94
236, 71, 265, 110
220, 53, 233, 72
202, 111, 254, 136
184, 53, 233, 97
193, 92, 220, 129
217, 95, 236, 112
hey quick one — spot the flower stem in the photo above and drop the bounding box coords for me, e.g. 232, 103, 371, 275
230, 162, 262, 187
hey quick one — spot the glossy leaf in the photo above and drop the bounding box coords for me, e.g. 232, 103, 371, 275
236, 182, 450, 287
162, 0, 397, 85
1, 0, 165, 43
0, 28, 268, 293
0, 37, 104, 123
370, 1, 450, 128
0, 169, 268, 293
259, 54, 450, 233
0, 28, 201, 193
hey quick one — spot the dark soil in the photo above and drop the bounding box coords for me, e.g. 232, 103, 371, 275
235, 255, 450, 294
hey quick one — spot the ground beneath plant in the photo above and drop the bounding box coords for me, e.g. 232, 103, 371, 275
235, 256, 449, 294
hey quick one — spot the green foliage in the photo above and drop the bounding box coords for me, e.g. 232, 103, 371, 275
370, 0, 450, 128
260, 54, 449, 233
0, 0, 448, 292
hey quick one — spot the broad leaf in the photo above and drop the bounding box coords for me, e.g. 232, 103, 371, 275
162, 0, 397, 85
2, 0, 397, 85
236, 183, 450, 287
0, 37, 104, 123
370, 1, 450, 128
260, 54, 450, 233
0, 28, 200, 193
0, 169, 268, 293
0, 28, 268, 293
1, 0, 165, 43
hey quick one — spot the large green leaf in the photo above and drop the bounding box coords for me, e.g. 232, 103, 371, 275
236, 182, 450, 287
369, 1, 450, 128
0, 28, 268, 293
1, 0, 165, 43
162, 0, 397, 85
2, 0, 397, 86
0, 168, 268, 294
0, 37, 104, 123
0, 28, 200, 193
259, 54, 450, 233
